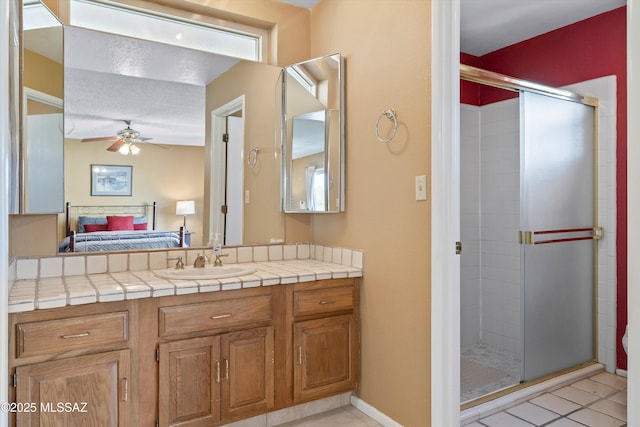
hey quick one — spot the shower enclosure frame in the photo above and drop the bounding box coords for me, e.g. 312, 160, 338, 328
460, 64, 600, 399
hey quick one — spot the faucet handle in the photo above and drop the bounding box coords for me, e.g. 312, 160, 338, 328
168, 256, 185, 269
214, 253, 229, 266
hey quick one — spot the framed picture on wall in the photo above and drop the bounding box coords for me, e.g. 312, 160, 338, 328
91, 164, 132, 196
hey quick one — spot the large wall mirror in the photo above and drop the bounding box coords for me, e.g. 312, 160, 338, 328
283, 53, 345, 213
19, 0, 286, 253
21, 0, 64, 214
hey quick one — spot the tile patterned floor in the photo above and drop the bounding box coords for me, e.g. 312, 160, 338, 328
463, 371, 627, 427
275, 406, 382, 426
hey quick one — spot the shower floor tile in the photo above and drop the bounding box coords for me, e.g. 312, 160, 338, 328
461, 343, 521, 403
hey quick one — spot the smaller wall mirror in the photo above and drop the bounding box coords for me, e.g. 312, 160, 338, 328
283, 53, 344, 213
21, 0, 64, 214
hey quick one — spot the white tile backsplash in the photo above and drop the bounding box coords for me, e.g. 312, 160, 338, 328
86, 255, 108, 274
108, 253, 128, 273
39, 257, 63, 278
16, 259, 38, 280
8, 244, 364, 285
237, 246, 253, 263
64, 256, 86, 276
253, 246, 268, 262
128, 252, 149, 271
268, 245, 283, 261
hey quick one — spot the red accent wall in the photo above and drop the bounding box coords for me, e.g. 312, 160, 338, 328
461, 7, 628, 369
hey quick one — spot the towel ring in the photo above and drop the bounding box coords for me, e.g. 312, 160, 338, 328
247, 147, 260, 169
375, 109, 398, 143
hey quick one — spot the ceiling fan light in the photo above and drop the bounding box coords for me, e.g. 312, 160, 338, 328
119, 144, 130, 155
130, 144, 141, 155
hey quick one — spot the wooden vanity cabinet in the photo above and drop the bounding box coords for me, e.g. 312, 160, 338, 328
153, 288, 275, 427
9, 301, 134, 427
9, 278, 360, 426
289, 279, 359, 404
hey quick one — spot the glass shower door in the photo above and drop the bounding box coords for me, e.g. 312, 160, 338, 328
520, 91, 597, 382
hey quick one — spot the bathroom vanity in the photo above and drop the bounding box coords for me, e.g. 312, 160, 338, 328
8, 253, 361, 426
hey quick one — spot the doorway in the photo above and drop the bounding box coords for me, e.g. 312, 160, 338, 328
430, 4, 619, 423
211, 96, 245, 246
459, 68, 599, 403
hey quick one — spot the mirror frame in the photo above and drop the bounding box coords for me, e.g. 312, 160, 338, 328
282, 53, 345, 213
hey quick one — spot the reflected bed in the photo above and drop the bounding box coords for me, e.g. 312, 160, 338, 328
60, 202, 186, 252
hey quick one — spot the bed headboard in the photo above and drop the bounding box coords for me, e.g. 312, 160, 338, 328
65, 202, 158, 236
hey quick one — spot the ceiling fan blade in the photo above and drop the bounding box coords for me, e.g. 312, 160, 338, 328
81, 136, 118, 142
106, 140, 126, 152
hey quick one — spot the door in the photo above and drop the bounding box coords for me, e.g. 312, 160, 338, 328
158, 336, 220, 427
293, 314, 356, 403
225, 115, 244, 245
520, 91, 597, 381
220, 327, 274, 420
16, 350, 130, 427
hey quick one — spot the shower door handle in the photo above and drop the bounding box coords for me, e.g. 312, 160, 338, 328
519, 227, 603, 245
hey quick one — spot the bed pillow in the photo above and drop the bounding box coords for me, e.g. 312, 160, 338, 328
77, 216, 108, 233
133, 222, 148, 230
133, 215, 147, 225
107, 215, 134, 231
83, 223, 108, 233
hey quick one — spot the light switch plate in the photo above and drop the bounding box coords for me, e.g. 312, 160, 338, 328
415, 175, 427, 201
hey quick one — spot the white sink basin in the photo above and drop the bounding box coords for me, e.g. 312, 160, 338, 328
154, 265, 256, 280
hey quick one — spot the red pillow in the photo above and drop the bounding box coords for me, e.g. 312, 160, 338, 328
107, 215, 134, 231
133, 222, 148, 230
83, 223, 108, 233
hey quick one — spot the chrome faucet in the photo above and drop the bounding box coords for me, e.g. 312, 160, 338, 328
193, 253, 209, 268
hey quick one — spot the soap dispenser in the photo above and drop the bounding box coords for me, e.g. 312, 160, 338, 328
213, 233, 222, 256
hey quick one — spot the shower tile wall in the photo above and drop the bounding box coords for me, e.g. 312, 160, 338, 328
461, 99, 521, 360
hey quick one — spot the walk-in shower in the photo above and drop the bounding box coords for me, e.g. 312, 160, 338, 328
459, 65, 600, 404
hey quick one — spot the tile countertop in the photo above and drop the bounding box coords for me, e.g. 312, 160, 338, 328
9, 259, 363, 314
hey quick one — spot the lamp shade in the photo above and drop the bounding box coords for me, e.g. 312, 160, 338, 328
176, 200, 195, 216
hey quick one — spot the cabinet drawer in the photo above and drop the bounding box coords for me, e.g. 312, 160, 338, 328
159, 295, 272, 337
16, 312, 128, 358
293, 286, 354, 317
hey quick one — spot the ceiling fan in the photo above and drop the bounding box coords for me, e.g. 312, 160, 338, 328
81, 120, 159, 155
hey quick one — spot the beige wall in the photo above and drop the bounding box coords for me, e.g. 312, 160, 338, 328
205, 60, 285, 244
310, 1, 431, 425
23, 50, 63, 99
10, 1, 434, 424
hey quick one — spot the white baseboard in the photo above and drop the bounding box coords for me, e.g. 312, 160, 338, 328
350, 394, 403, 427
616, 368, 628, 377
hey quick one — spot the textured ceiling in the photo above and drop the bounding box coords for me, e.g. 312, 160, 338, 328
64, 27, 240, 147
461, 0, 626, 56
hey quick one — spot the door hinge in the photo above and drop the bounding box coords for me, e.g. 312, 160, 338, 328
455, 241, 462, 255
156, 348, 160, 363
221, 205, 228, 214
13, 373, 17, 388
156, 420, 159, 427
222, 133, 229, 143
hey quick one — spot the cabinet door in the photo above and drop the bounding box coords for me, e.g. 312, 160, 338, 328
158, 336, 221, 427
294, 314, 356, 403
220, 327, 274, 421
16, 349, 130, 427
